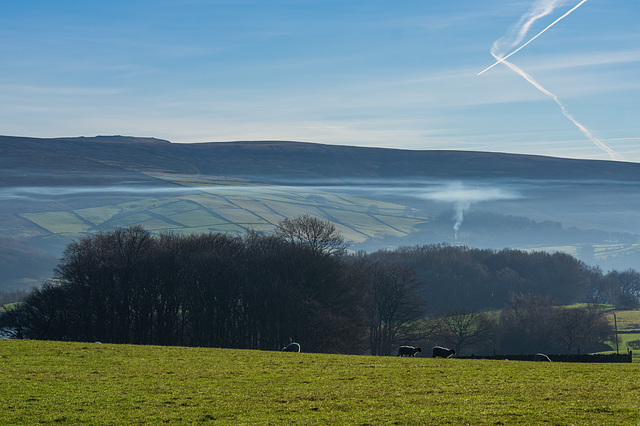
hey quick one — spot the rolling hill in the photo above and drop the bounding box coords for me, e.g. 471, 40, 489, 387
3, 134, 640, 182
2, 134, 640, 291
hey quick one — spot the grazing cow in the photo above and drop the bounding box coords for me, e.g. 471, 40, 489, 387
432, 346, 456, 358
534, 353, 551, 362
397, 346, 422, 357
282, 342, 301, 352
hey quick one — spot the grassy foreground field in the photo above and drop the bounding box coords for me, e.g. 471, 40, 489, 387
1, 340, 639, 425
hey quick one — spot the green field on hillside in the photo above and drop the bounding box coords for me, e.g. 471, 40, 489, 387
532, 244, 640, 264
606, 310, 640, 359
611, 309, 640, 332
11, 171, 640, 268
2, 340, 639, 424
17, 179, 431, 244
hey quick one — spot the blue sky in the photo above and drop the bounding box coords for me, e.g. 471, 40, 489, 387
2, 0, 639, 161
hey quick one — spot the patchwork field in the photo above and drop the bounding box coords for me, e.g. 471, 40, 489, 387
17, 176, 431, 245
2, 340, 639, 424
535, 244, 640, 264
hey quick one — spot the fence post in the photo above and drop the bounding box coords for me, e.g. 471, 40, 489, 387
614, 312, 619, 355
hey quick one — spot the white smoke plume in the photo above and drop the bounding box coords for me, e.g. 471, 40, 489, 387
479, 0, 623, 161
419, 182, 521, 239
453, 200, 471, 238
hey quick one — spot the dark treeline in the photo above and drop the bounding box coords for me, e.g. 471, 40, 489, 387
2, 222, 371, 353
436, 211, 640, 246
2, 217, 638, 355
367, 244, 640, 312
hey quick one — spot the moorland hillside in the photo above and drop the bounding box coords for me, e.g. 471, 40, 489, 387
3, 135, 640, 291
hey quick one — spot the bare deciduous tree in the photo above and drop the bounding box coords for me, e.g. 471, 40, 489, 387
363, 262, 427, 356
275, 214, 346, 256
434, 308, 496, 355
602, 269, 640, 309
498, 294, 614, 354
554, 305, 613, 353
498, 294, 557, 354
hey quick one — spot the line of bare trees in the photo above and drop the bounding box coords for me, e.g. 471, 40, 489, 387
426, 295, 613, 356
1, 215, 632, 355
367, 244, 640, 312
2, 217, 426, 354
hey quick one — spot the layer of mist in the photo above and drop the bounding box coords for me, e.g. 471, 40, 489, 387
3, 136, 640, 294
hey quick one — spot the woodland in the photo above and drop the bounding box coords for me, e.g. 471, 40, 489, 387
2, 215, 634, 356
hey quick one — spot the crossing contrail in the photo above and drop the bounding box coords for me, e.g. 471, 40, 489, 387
478, 0, 623, 161
478, 0, 588, 76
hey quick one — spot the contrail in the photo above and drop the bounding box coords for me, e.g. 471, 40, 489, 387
495, 55, 624, 161
477, 0, 588, 76
478, 0, 623, 161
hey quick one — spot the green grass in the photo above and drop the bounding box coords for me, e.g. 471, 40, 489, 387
19, 211, 92, 234
614, 332, 640, 351
607, 309, 640, 360
2, 340, 640, 424
1, 302, 19, 311
74, 205, 122, 226
611, 309, 640, 332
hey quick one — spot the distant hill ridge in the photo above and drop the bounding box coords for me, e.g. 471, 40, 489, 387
2, 134, 640, 183
57, 135, 172, 144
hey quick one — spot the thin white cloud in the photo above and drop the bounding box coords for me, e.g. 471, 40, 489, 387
0, 85, 124, 96
518, 49, 640, 72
